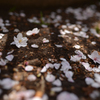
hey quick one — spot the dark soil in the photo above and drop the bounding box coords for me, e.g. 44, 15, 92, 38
0, 2, 100, 100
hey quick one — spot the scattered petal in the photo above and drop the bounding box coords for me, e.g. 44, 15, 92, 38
45, 73, 55, 82
0, 78, 19, 89
25, 65, 33, 71
52, 79, 62, 86
88, 51, 100, 64
5, 54, 14, 61
41, 66, 47, 73
54, 63, 60, 69
27, 74, 36, 81
43, 38, 49, 43
26, 28, 40, 36
51, 87, 62, 92
90, 90, 100, 99
0, 58, 8, 66
73, 45, 80, 49
31, 44, 39, 48
55, 44, 63, 48
57, 91, 79, 100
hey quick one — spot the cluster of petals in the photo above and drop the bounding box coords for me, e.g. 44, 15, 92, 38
26, 28, 40, 36
3, 90, 35, 100
85, 73, 100, 88
81, 62, 100, 72
70, 50, 86, 62
0, 78, 19, 89
0, 50, 14, 66
90, 90, 100, 99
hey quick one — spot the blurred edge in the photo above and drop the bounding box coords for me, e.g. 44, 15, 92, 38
0, 0, 98, 8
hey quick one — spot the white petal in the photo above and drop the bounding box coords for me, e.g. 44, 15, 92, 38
43, 38, 49, 43
94, 73, 100, 83
42, 94, 48, 100
31, 44, 39, 48
45, 63, 54, 69
0, 52, 2, 56
7, 50, 14, 55
73, 45, 80, 49
51, 87, 62, 92
92, 82, 100, 88
55, 44, 63, 48
6, 54, 14, 61
0, 78, 18, 89
32, 97, 42, 100
61, 61, 72, 71
0, 58, 8, 66
57, 91, 79, 100
64, 71, 74, 82
10, 41, 15, 45
14, 29, 20, 32
81, 62, 92, 71
41, 66, 47, 73
27, 74, 36, 81
90, 90, 100, 99
70, 55, 81, 62
25, 65, 33, 71
54, 63, 60, 70
26, 30, 33, 36
52, 79, 62, 86
85, 77, 94, 85
45, 73, 55, 82
91, 41, 96, 45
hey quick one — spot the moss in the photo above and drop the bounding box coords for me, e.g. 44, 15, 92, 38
96, 27, 100, 34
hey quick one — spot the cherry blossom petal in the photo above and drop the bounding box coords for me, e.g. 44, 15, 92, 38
25, 65, 33, 71
43, 38, 49, 43
41, 66, 47, 73
27, 74, 36, 81
57, 91, 79, 100
45, 73, 55, 82
64, 71, 74, 82
31, 44, 39, 48
55, 44, 63, 48
94, 73, 100, 83
51, 87, 62, 92
54, 63, 60, 70
88, 51, 100, 64
0, 52, 2, 56
85, 77, 94, 85
26, 28, 40, 36
81, 62, 92, 71
70, 55, 81, 62
90, 90, 100, 99
5, 54, 14, 61
32, 97, 42, 100
0, 78, 19, 89
73, 45, 80, 49
52, 79, 62, 86
0, 58, 8, 66
7, 50, 14, 55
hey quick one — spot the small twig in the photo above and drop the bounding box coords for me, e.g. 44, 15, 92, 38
35, 75, 45, 98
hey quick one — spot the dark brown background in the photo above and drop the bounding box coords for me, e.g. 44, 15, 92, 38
0, 0, 98, 8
